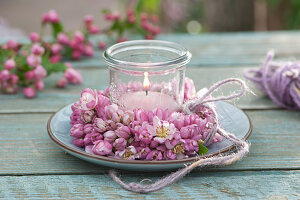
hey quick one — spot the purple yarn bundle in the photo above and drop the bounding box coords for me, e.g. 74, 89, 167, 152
110, 78, 250, 193
244, 50, 300, 109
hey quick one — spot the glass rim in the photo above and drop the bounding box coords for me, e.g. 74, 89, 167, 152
103, 40, 192, 70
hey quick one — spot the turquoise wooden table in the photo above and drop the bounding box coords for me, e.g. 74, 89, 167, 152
0, 31, 300, 199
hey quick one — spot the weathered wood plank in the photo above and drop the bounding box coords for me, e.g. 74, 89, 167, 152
71, 31, 300, 67
0, 110, 299, 175
3, 31, 300, 67
0, 171, 299, 199
0, 67, 279, 113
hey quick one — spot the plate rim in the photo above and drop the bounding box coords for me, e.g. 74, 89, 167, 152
47, 102, 252, 165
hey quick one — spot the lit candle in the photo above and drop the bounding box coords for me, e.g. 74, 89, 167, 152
120, 72, 179, 112
104, 40, 191, 113
143, 72, 150, 96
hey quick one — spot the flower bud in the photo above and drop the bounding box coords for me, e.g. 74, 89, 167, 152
115, 126, 131, 139
70, 123, 84, 138
4, 59, 16, 71
104, 130, 117, 143
29, 32, 40, 43
23, 87, 36, 98
113, 138, 127, 151
56, 77, 67, 88
34, 80, 44, 91
92, 140, 112, 155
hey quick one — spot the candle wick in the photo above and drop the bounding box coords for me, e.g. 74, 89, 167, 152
146, 90, 148, 96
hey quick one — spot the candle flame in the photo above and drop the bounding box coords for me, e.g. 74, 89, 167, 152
143, 72, 150, 90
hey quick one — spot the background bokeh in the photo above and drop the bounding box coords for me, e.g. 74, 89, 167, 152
0, 0, 299, 37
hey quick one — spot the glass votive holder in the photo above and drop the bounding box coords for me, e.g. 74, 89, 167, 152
103, 40, 192, 113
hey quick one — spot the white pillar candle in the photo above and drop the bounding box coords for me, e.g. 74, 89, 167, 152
120, 91, 179, 112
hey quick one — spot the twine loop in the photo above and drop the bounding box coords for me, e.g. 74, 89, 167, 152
109, 78, 250, 193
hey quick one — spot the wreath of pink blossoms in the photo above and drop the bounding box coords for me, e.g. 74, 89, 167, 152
69, 77, 223, 161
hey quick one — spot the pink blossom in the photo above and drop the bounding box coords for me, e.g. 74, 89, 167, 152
70, 123, 84, 138
4, 59, 16, 71
77, 88, 98, 110
84, 132, 103, 146
31, 43, 45, 55
42, 13, 50, 23
169, 112, 185, 129
98, 42, 106, 50
23, 87, 36, 98
1, 82, 18, 94
73, 138, 85, 147
34, 65, 47, 79
104, 130, 117, 143
71, 50, 81, 60
115, 146, 138, 160
34, 80, 44, 91
88, 24, 100, 34
182, 139, 198, 153
64, 68, 83, 84
184, 77, 196, 100
134, 108, 148, 122
92, 140, 112, 155
137, 146, 151, 159
113, 138, 127, 151
57, 33, 70, 45
83, 123, 93, 134
150, 140, 159, 148
115, 125, 131, 139
56, 78, 67, 88
84, 15, 94, 26
51, 43, 62, 54
127, 10, 135, 24
152, 108, 169, 120
164, 150, 177, 160
48, 10, 59, 23
7, 40, 18, 50
94, 118, 107, 133
25, 70, 35, 80
74, 31, 84, 43
85, 145, 93, 154
10, 74, 19, 84
104, 104, 118, 119
150, 26, 161, 35
146, 150, 163, 160
50, 54, 62, 63
83, 45, 94, 57
123, 111, 134, 126
0, 70, 10, 81
180, 125, 202, 141
147, 116, 176, 143
81, 110, 95, 123
27, 54, 41, 67
29, 32, 40, 43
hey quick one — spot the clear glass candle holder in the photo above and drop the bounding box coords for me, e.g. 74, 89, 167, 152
103, 40, 192, 113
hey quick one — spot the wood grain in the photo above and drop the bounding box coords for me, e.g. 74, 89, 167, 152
0, 110, 299, 175
69, 32, 300, 67
0, 67, 279, 113
3, 31, 300, 68
0, 171, 299, 199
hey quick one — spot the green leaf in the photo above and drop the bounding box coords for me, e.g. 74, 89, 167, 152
135, 0, 144, 14
198, 141, 209, 155
41, 56, 67, 76
51, 22, 64, 38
